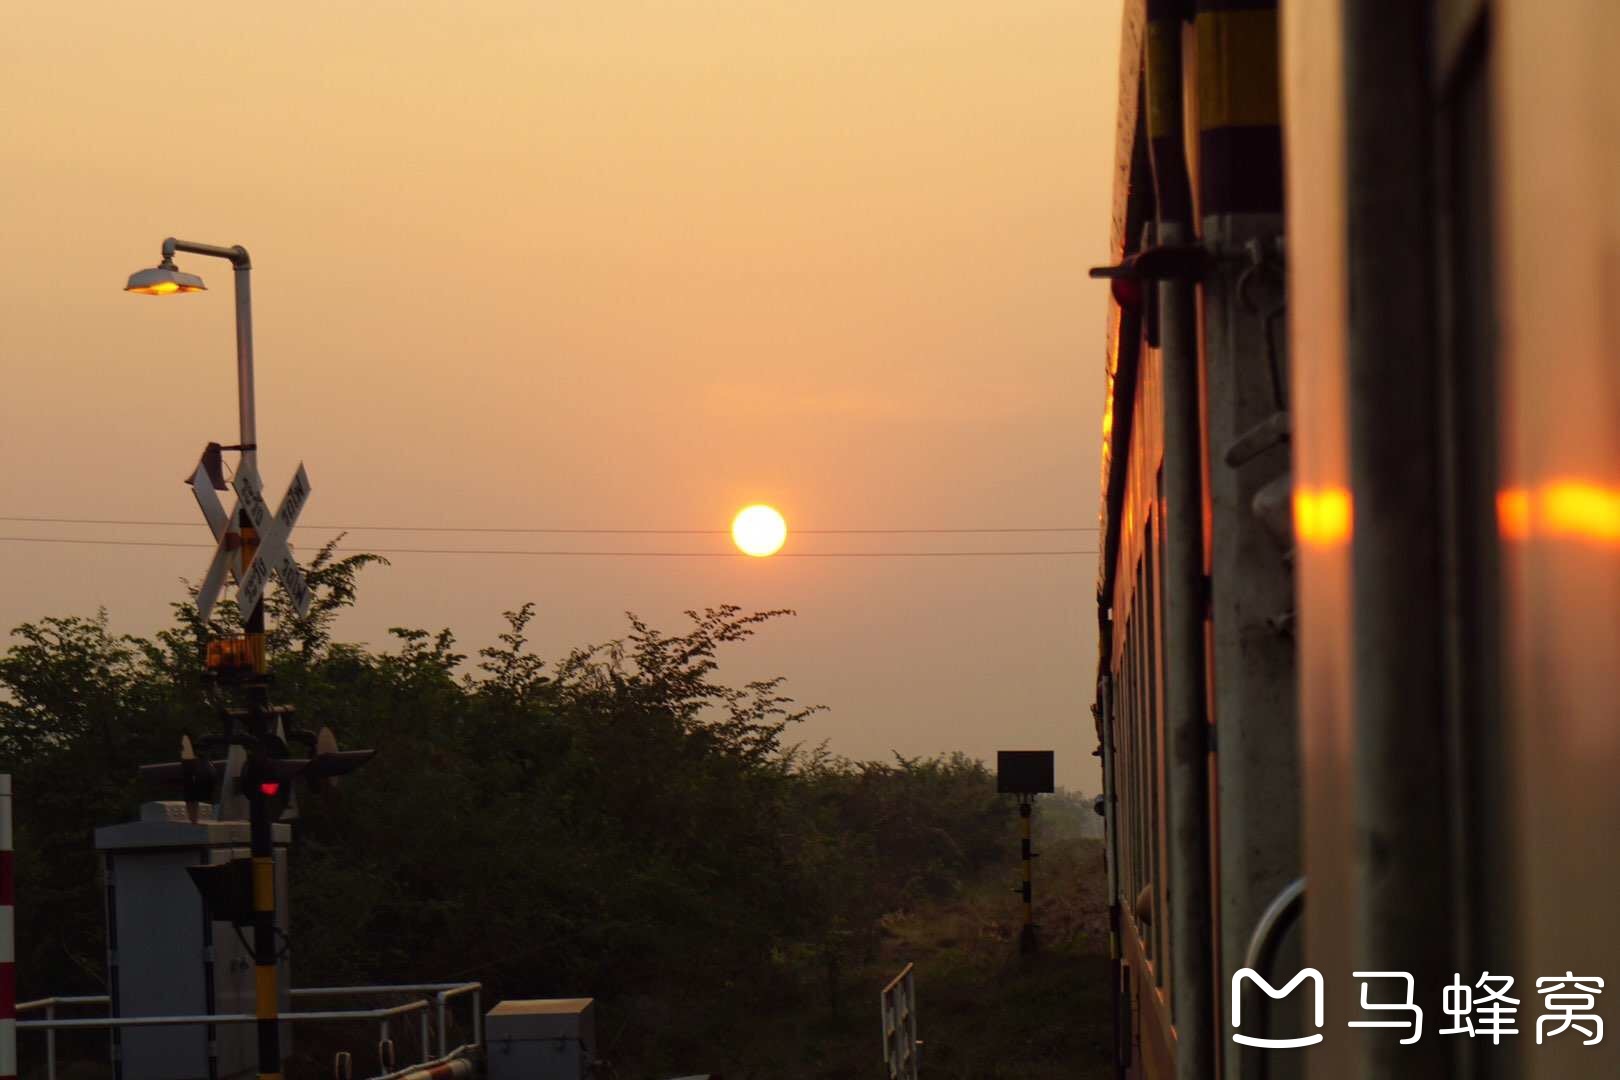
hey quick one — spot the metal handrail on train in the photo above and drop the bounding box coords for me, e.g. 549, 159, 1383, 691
1244, 877, 1305, 973
1241, 876, 1306, 1080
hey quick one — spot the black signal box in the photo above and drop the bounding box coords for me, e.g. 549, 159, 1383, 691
187, 857, 256, 927
997, 750, 1055, 794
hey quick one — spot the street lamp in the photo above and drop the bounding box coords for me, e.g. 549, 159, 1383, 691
124, 261, 206, 295
124, 237, 283, 1080
125, 238, 258, 475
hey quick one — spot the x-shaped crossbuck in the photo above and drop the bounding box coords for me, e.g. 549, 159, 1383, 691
191, 456, 313, 622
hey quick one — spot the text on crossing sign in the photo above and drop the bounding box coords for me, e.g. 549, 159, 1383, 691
191, 454, 313, 622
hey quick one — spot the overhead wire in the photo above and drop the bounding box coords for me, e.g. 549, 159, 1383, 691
0, 535, 1096, 558
0, 514, 1097, 535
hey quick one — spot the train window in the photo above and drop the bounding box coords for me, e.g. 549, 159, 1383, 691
1118, 620, 1133, 918
1129, 620, 1146, 958
1134, 631, 1147, 946
1136, 548, 1162, 985
1126, 626, 1143, 942
1145, 516, 1168, 992
1118, 633, 1132, 915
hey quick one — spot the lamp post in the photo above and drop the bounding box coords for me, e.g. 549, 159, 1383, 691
125, 239, 281, 1080
126, 239, 258, 475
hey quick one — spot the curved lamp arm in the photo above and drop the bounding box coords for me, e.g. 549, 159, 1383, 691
163, 237, 251, 269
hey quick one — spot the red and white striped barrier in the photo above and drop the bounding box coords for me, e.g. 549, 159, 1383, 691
396, 1058, 473, 1080
0, 774, 14, 1080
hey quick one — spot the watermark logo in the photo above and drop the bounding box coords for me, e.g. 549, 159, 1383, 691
1230, 970, 1604, 1048
1536, 973, 1604, 1046
1348, 971, 1422, 1045
1440, 972, 1518, 1042
1231, 967, 1325, 1048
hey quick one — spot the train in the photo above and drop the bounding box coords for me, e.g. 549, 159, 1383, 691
1089, 2, 1620, 1078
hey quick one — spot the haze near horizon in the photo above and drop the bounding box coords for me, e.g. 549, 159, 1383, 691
0, 1, 1122, 789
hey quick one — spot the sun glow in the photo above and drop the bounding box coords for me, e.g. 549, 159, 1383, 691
732, 504, 787, 557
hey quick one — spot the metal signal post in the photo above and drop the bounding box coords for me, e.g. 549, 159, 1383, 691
127, 239, 369, 1080
995, 750, 1055, 956
244, 728, 280, 1078
1018, 795, 1037, 954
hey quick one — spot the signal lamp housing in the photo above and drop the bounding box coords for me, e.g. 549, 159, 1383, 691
206, 637, 259, 678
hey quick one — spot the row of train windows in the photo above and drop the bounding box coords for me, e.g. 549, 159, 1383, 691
1118, 514, 1171, 999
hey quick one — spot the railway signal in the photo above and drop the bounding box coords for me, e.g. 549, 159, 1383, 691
139, 698, 379, 1074
139, 734, 220, 823
996, 750, 1055, 955
186, 857, 256, 927
125, 236, 371, 1080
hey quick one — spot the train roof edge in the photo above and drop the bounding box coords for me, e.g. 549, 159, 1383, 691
1096, 0, 1149, 668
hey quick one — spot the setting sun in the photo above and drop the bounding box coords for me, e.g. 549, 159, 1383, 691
731, 504, 788, 557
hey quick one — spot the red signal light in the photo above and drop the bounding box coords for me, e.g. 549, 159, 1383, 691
259, 781, 281, 797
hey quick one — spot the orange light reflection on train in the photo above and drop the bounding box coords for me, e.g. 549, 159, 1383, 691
1294, 486, 1353, 546
1498, 481, 1620, 544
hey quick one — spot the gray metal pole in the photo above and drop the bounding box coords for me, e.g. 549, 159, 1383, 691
158, 236, 277, 1078
1143, 6, 1214, 1075
1158, 221, 1214, 1080
1342, 2, 1453, 1076
232, 263, 257, 473
158, 238, 255, 469
1171, 4, 1297, 1070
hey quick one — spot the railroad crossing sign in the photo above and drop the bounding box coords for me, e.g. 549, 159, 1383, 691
190, 450, 313, 621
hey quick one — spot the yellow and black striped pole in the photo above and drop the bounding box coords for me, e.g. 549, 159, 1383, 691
1193, 0, 1282, 223
246, 703, 280, 1079
1018, 796, 1037, 954
249, 772, 280, 1080
242, 515, 281, 1079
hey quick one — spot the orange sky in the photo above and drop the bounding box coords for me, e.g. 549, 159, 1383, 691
0, 2, 1121, 788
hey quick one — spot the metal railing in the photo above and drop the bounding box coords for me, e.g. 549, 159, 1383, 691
880, 963, 920, 1080
290, 983, 483, 1061
16, 982, 481, 1080
15, 996, 109, 1079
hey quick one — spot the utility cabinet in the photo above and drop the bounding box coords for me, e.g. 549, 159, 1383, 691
95, 802, 291, 1080
485, 999, 596, 1080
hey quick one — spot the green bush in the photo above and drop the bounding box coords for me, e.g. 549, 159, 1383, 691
0, 547, 1019, 1073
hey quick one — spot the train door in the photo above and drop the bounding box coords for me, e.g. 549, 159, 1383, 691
1494, 3, 1620, 1077
1283, 0, 1518, 1076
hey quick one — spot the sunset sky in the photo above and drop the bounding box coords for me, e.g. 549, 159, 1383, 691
0, 2, 1121, 789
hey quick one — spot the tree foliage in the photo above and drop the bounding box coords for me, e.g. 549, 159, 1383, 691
0, 558, 1015, 1073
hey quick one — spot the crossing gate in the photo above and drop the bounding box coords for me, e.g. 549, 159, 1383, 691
879, 963, 919, 1080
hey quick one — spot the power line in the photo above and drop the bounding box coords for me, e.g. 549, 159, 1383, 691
0, 514, 1097, 535
0, 535, 1096, 558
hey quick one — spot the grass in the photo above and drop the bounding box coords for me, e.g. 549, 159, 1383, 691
667, 834, 1115, 1080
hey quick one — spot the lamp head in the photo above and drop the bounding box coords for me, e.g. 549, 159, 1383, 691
125, 257, 206, 296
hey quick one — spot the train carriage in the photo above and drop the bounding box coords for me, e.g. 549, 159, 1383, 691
1092, 2, 1620, 1077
